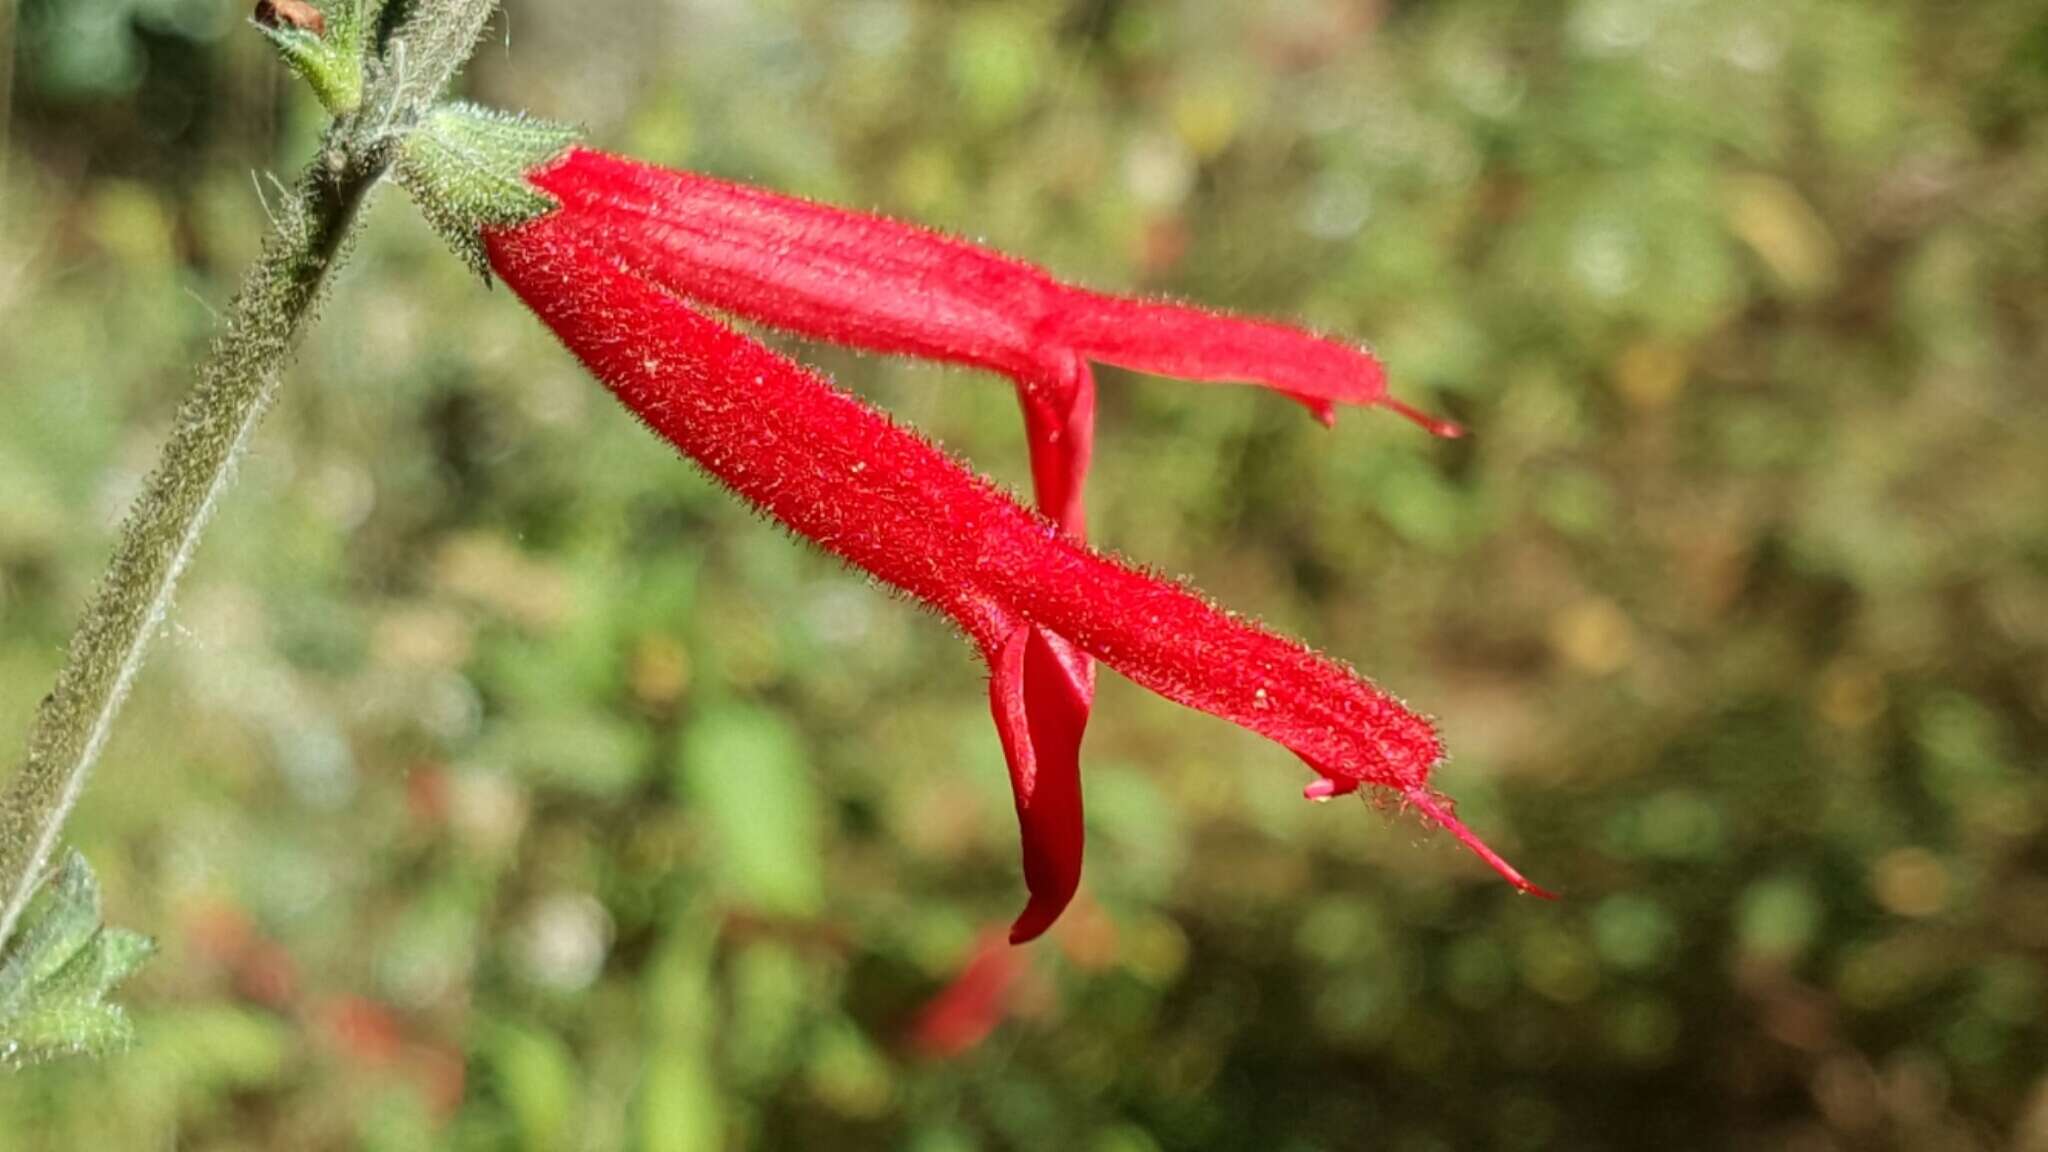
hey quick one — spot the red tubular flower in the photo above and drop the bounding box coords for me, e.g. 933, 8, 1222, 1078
509, 144, 1469, 940
480, 204, 1547, 940
397, 103, 1538, 940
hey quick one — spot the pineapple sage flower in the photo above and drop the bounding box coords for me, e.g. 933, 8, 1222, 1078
400, 104, 1546, 943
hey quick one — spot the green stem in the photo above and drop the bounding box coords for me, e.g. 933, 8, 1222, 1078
0, 0, 504, 958
0, 147, 381, 953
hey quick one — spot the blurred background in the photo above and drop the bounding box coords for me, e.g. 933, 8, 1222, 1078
2, 0, 2046, 1148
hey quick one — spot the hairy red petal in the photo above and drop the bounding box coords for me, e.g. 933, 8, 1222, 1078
485, 210, 1539, 932
525, 147, 1459, 523
1045, 288, 1463, 438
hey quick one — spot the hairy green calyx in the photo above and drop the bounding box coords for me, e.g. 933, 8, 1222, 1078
397, 101, 580, 280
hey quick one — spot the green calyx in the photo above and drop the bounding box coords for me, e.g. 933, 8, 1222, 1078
251, 0, 579, 282
254, 0, 389, 115
397, 102, 582, 281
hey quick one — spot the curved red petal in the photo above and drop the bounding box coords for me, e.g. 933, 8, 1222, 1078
988, 624, 1094, 943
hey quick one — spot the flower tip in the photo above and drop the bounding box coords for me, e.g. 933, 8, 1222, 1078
1303, 777, 1359, 803
1402, 787, 1549, 896
988, 626, 1090, 947
1380, 396, 1466, 440
1008, 897, 1062, 946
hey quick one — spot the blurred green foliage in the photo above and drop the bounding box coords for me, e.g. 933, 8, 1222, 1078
3, 0, 2047, 1148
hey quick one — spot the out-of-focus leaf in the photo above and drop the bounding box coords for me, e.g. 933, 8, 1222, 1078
1085, 766, 1185, 904
482, 1020, 581, 1152
138, 1006, 293, 1093
481, 709, 651, 798
640, 1046, 723, 1152
948, 7, 1046, 129
640, 908, 723, 1152
1724, 173, 1839, 298
805, 1019, 895, 1119
728, 941, 807, 1086
673, 705, 823, 918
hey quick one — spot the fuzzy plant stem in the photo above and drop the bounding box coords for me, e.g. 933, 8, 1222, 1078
0, 0, 502, 957
0, 157, 375, 954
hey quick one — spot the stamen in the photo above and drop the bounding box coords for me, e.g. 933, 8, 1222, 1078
1380, 396, 1467, 440
1403, 788, 1554, 898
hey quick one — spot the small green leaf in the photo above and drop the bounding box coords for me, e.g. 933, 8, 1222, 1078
256, 22, 362, 114
0, 851, 157, 1068
252, 0, 394, 116
3, 1001, 134, 1064
93, 928, 158, 990
142, 1006, 293, 1091
2, 852, 102, 993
